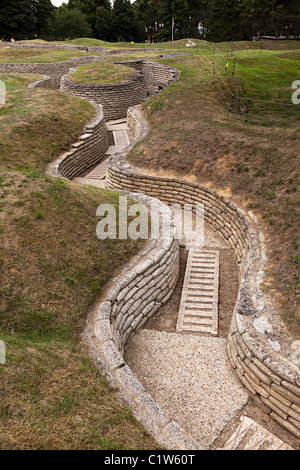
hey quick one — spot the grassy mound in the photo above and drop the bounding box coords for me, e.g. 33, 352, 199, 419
0, 171, 144, 340
0, 70, 157, 449
0, 74, 96, 171
70, 61, 136, 85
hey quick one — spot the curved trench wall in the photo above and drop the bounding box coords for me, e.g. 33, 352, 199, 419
60, 69, 147, 121
86, 191, 202, 450
60, 60, 180, 121
45, 60, 179, 179
104, 106, 300, 440
47, 101, 108, 180
0, 56, 103, 89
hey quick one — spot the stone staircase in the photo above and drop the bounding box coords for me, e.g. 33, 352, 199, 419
174, 247, 294, 449
176, 249, 219, 336
219, 416, 292, 450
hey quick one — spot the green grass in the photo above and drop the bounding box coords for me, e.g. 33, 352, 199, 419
184, 42, 300, 124
0, 73, 96, 171
0, 38, 299, 448
0, 171, 145, 342
70, 60, 136, 84
0, 170, 155, 450
218, 52, 300, 123
66, 37, 159, 49
0, 48, 99, 64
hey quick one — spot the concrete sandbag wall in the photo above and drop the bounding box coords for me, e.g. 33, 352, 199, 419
0, 56, 103, 89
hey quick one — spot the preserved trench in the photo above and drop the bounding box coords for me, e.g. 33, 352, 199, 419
2, 44, 299, 450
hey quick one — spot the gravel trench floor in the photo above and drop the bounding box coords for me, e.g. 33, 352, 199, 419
125, 223, 300, 450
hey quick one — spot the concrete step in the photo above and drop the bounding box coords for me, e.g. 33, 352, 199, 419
106, 118, 128, 126
72, 118, 131, 183
85, 159, 108, 180
219, 416, 293, 450
106, 123, 129, 132
72, 177, 107, 189
113, 129, 130, 147
176, 249, 219, 336
105, 145, 125, 155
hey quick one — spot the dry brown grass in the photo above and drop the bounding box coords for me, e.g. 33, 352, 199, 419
128, 48, 300, 337
0, 72, 158, 450
0, 170, 157, 450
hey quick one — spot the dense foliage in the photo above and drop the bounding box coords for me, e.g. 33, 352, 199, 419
0, 0, 299, 42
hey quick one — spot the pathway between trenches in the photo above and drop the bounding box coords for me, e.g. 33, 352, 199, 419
73, 117, 296, 451
73, 118, 130, 189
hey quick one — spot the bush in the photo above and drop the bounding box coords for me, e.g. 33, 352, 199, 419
50, 8, 92, 40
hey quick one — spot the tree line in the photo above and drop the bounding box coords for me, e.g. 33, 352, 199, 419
0, 0, 299, 43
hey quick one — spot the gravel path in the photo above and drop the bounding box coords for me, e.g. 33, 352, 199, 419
126, 329, 249, 449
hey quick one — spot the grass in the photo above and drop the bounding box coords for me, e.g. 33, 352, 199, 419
0, 48, 99, 63
0, 68, 158, 449
221, 52, 300, 122
66, 37, 161, 49
66, 36, 300, 52
0, 172, 145, 339
70, 60, 136, 85
0, 73, 96, 171
127, 42, 300, 337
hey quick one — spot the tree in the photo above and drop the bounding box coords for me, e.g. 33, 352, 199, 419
0, 0, 56, 40
240, 0, 300, 39
67, 0, 99, 33
94, 5, 114, 40
134, 0, 161, 42
67, 0, 114, 37
206, 0, 246, 42
33, 0, 56, 36
265, 0, 300, 39
0, 0, 37, 40
112, 0, 137, 42
239, 0, 266, 38
188, 0, 211, 38
158, 0, 191, 41
50, 7, 93, 39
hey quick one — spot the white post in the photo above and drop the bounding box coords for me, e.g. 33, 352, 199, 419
172, 18, 174, 42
